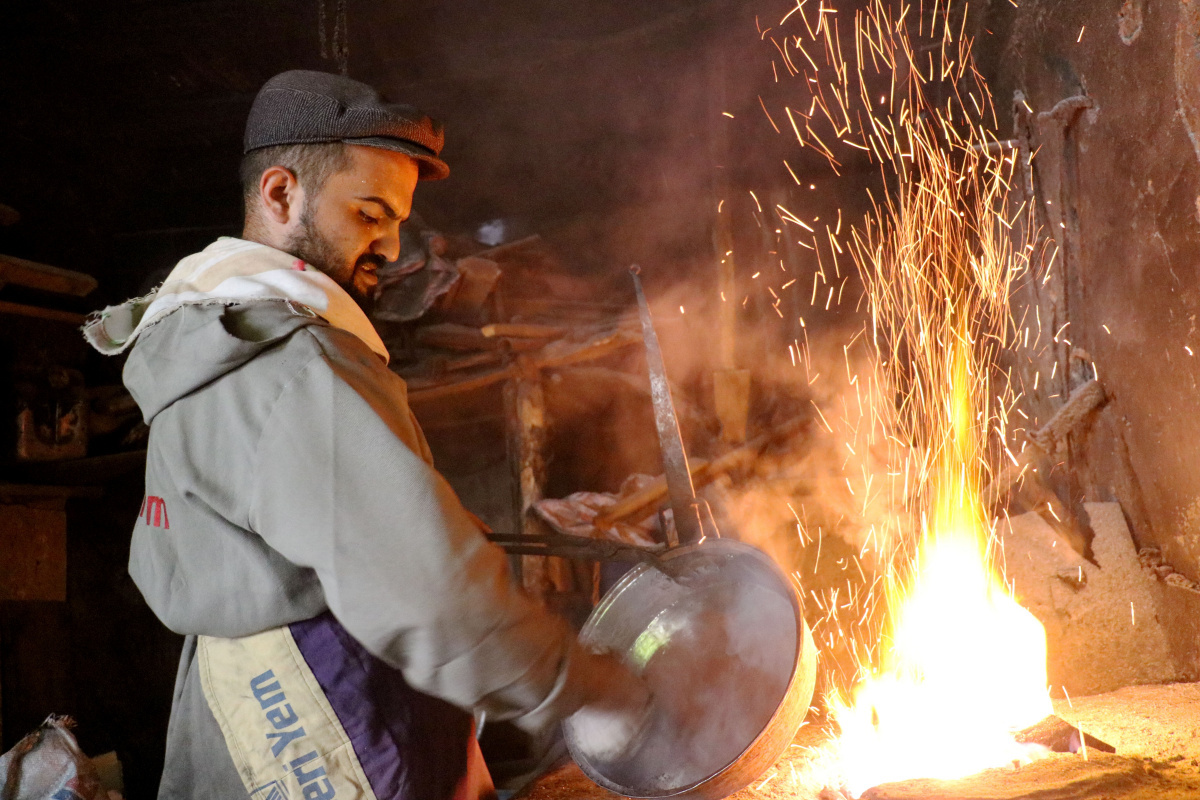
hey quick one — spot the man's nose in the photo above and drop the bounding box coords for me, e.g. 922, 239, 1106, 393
372, 226, 401, 263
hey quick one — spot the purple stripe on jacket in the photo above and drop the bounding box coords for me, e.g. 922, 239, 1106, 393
289, 613, 474, 800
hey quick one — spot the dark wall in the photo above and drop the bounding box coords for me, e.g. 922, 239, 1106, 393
975, 0, 1200, 674
0, 0, 800, 305
1, 482, 181, 799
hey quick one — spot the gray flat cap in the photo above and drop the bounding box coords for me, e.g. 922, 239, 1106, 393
245, 70, 449, 180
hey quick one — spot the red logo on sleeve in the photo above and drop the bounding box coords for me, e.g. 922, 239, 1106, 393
140, 495, 170, 529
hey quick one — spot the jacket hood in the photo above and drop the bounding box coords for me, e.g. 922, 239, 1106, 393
84, 238, 388, 363
123, 301, 322, 423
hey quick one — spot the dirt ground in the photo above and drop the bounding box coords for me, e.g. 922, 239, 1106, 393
518, 682, 1200, 800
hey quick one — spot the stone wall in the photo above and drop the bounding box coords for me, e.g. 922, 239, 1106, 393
976, 0, 1200, 675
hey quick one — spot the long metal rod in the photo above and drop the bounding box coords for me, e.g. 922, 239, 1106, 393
629, 265, 702, 545
486, 533, 661, 564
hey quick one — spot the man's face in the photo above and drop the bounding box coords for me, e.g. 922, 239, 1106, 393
286, 145, 419, 304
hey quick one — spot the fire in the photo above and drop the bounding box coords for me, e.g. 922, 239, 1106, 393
828, 340, 1053, 795
749, 0, 1062, 793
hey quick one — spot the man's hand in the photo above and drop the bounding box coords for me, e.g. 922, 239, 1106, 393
567, 653, 652, 763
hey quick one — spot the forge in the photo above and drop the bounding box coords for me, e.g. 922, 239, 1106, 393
516, 505, 1200, 799
521, 682, 1200, 800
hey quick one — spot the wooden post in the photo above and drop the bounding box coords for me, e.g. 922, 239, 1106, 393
707, 40, 752, 445
707, 41, 737, 373
713, 368, 751, 443
712, 191, 751, 444
503, 366, 571, 597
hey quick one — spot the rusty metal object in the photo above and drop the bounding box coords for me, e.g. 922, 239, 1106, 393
1176, 1, 1200, 166
564, 539, 817, 799
629, 265, 700, 546
1014, 715, 1115, 754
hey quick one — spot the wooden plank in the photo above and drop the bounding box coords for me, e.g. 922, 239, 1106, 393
407, 328, 641, 404
441, 351, 505, 374
415, 323, 547, 353
0, 299, 88, 326
415, 323, 495, 351
0, 502, 67, 601
593, 415, 815, 529
9, 449, 147, 485
534, 329, 640, 369
408, 364, 519, 403
473, 234, 543, 262
481, 323, 567, 339
713, 368, 751, 444
0, 484, 103, 502
0, 253, 97, 297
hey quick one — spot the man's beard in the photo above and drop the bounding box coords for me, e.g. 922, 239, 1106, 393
285, 206, 383, 313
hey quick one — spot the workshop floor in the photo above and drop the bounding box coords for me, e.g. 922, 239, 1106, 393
518, 683, 1200, 800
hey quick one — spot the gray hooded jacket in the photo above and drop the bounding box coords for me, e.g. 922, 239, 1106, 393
122, 299, 601, 795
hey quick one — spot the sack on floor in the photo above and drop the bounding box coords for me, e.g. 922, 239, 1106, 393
0, 715, 105, 800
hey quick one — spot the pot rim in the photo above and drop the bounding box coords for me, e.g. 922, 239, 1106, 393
565, 539, 816, 799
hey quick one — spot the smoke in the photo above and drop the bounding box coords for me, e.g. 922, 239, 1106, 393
593, 253, 913, 705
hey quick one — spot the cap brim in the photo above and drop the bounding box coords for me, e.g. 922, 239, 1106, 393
343, 135, 450, 180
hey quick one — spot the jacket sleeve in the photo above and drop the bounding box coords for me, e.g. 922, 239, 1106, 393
247, 333, 606, 730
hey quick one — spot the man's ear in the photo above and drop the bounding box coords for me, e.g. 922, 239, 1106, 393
258, 166, 305, 226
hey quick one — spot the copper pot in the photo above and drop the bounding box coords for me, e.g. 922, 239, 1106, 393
565, 539, 818, 799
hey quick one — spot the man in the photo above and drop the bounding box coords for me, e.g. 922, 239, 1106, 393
84, 70, 646, 800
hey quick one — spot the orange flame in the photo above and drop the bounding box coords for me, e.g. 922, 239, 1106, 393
829, 339, 1052, 795
756, 1, 1058, 792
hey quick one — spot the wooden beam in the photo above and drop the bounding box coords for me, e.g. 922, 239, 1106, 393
0, 299, 88, 326
407, 328, 640, 404
0, 253, 97, 297
0, 484, 103, 502
594, 415, 815, 529
481, 323, 567, 339
416, 323, 495, 351
408, 364, 519, 403
473, 234, 543, 261
504, 370, 571, 596
533, 328, 640, 369
415, 323, 547, 353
